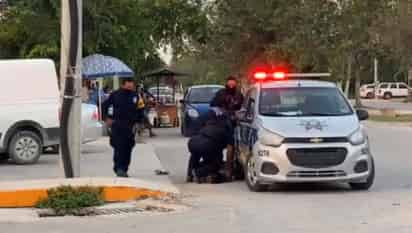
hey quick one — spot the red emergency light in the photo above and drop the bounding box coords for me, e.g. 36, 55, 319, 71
253, 72, 268, 80
253, 70, 286, 81
273, 71, 286, 80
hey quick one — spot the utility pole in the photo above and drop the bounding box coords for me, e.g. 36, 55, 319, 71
60, 0, 82, 178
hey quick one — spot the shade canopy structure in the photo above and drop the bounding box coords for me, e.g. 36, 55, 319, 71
141, 67, 189, 105
142, 67, 189, 79
82, 54, 134, 79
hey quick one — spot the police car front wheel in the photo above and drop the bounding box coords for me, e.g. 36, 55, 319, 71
245, 157, 269, 192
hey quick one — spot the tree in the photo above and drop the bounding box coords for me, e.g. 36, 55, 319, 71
378, 0, 412, 83
185, 0, 343, 83
0, 0, 60, 60
0, 0, 208, 75
179, 0, 397, 105
334, 0, 388, 106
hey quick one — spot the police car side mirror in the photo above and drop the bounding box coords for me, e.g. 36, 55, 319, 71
356, 109, 369, 121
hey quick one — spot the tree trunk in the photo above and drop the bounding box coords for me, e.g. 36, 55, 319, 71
344, 57, 352, 97
354, 69, 362, 108
393, 68, 404, 82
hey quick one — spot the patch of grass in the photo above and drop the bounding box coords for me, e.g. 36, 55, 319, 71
36, 186, 104, 216
369, 114, 412, 122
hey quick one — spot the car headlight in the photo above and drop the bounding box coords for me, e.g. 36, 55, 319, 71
187, 108, 200, 118
258, 127, 284, 147
349, 128, 366, 145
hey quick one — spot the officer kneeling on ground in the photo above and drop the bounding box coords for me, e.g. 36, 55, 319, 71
186, 108, 230, 184
102, 78, 142, 178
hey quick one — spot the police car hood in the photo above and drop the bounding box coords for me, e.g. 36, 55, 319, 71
257, 115, 359, 138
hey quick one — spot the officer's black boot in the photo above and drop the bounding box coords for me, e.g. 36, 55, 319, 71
116, 170, 129, 178
186, 169, 194, 183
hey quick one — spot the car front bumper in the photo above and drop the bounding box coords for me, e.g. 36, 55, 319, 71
250, 141, 373, 184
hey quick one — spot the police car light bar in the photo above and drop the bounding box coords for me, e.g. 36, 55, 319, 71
252, 71, 331, 81
253, 71, 287, 80
286, 73, 331, 78
253, 72, 268, 80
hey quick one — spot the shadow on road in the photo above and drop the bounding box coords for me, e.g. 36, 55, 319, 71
268, 182, 350, 193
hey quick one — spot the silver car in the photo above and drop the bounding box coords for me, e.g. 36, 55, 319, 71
81, 103, 103, 143
44, 103, 103, 154
236, 79, 374, 192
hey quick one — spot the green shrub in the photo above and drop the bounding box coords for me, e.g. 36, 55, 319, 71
36, 186, 104, 215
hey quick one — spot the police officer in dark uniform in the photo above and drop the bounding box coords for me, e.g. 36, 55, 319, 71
102, 78, 141, 177
187, 108, 230, 183
210, 76, 244, 180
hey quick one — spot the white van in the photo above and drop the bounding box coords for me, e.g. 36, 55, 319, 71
0, 59, 60, 164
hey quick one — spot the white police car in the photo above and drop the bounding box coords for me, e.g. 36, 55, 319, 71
235, 71, 374, 192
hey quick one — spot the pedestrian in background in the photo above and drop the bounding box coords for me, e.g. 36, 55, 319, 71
136, 85, 156, 138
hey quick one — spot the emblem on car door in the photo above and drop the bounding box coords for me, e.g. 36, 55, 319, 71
299, 120, 328, 131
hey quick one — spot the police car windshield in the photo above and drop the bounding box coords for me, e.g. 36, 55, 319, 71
187, 87, 221, 103
259, 87, 353, 117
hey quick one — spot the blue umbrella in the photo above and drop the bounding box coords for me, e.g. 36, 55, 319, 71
82, 54, 135, 120
82, 54, 134, 79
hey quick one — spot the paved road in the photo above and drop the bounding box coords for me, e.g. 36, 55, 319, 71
2, 123, 412, 233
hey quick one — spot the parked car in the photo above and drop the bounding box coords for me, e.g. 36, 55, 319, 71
180, 85, 224, 137
81, 103, 104, 143
0, 59, 103, 164
360, 84, 376, 99
375, 82, 411, 99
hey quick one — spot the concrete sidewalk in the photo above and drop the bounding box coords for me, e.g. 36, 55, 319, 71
0, 138, 179, 221
0, 137, 178, 206
0, 138, 175, 187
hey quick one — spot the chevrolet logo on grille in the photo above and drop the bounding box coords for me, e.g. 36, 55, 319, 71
309, 138, 324, 143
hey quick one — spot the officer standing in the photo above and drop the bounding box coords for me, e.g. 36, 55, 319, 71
102, 78, 141, 177
210, 76, 244, 180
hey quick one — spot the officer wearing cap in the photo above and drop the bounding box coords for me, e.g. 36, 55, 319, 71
102, 78, 141, 177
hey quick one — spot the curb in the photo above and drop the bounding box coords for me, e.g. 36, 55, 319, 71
0, 177, 176, 208
365, 108, 412, 116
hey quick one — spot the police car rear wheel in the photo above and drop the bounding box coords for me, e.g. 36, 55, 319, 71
245, 157, 268, 192
349, 157, 375, 191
